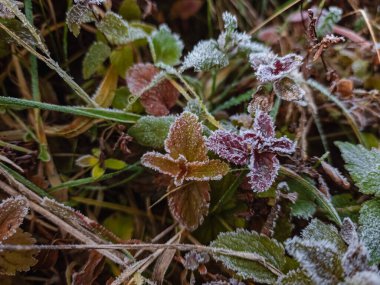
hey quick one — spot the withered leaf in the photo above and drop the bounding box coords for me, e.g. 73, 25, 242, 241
0, 196, 28, 242
0, 229, 38, 276
72, 250, 105, 285
126, 63, 178, 116
167, 181, 210, 231
273, 77, 305, 102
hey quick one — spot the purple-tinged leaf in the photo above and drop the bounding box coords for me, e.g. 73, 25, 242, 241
248, 152, 280, 192
207, 130, 250, 165
252, 110, 275, 137
254, 54, 303, 82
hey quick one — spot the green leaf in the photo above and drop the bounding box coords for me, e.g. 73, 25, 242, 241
291, 199, 316, 219
277, 269, 313, 285
211, 229, 285, 284
118, 0, 141, 21
96, 12, 146, 45
301, 219, 346, 253
110, 45, 134, 77
336, 142, 380, 196
285, 237, 344, 285
103, 213, 134, 240
83, 42, 111, 79
128, 115, 175, 149
359, 199, 380, 264
38, 143, 51, 162
151, 24, 184, 66
104, 158, 127, 170
66, 4, 95, 37
91, 164, 105, 179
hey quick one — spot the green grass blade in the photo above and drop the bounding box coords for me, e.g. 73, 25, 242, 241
0, 96, 140, 123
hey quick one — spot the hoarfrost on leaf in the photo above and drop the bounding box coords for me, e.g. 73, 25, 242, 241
317, 6, 342, 37
222, 11, 238, 32
359, 199, 380, 264
207, 110, 296, 192
335, 142, 380, 196
182, 40, 229, 72
210, 229, 286, 284
344, 271, 380, 285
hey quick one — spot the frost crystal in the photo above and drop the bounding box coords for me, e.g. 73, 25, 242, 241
74, 0, 104, 5
207, 111, 295, 192
253, 53, 303, 83
182, 40, 229, 72
222, 12, 238, 32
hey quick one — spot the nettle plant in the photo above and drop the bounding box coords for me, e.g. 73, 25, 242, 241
0, 0, 380, 284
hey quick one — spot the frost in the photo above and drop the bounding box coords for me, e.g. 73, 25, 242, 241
82, 41, 111, 79
342, 243, 375, 277
66, 4, 95, 37
359, 199, 380, 264
183, 250, 210, 271
344, 271, 380, 285
253, 53, 303, 83
340, 218, 358, 245
151, 24, 184, 66
0, 3, 14, 18
273, 77, 305, 102
222, 12, 238, 32
74, 0, 104, 4
276, 269, 313, 285
335, 142, 380, 196
210, 229, 286, 284
285, 237, 344, 285
207, 111, 295, 192
317, 6, 342, 37
182, 40, 229, 72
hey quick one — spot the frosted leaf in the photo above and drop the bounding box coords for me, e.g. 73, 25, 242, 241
230, 114, 253, 129
273, 77, 305, 102
151, 24, 184, 66
317, 6, 342, 37
186, 160, 230, 182
207, 111, 295, 193
96, 12, 146, 45
167, 181, 210, 231
276, 269, 313, 285
66, 4, 95, 37
340, 218, 359, 245
128, 116, 175, 149
182, 40, 229, 72
248, 152, 279, 193
359, 199, 380, 264
222, 12, 238, 32
335, 142, 380, 196
0, 3, 14, 18
210, 229, 286, 284
285, 237, 344, 284
249, 51, 276, 69
206, 130, 250, 166
301, 219, 346, 253
342, 243, 375, 277
0, 195, 28, 242
184, 250, 210, 271
126, 63, 179, 116
321, 161, 350, 190
82, 41, 111, 79
74, 0, 104, 4
344, 271, 380, 285
254, 54, 303, 83
141, 152, 186, 186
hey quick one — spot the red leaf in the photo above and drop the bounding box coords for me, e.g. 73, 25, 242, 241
0, 196, 28, 242
126, 63, 179, 116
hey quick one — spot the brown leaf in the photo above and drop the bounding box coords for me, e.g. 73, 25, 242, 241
126, 63, 179, 116
273, 77, 305, 102
152, 248, 177, 284
0, 229, 38, 275
165, 112, 207, 162
72, 251, 105, 285
167, 181, 210, 231
0, 196, 28, 242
